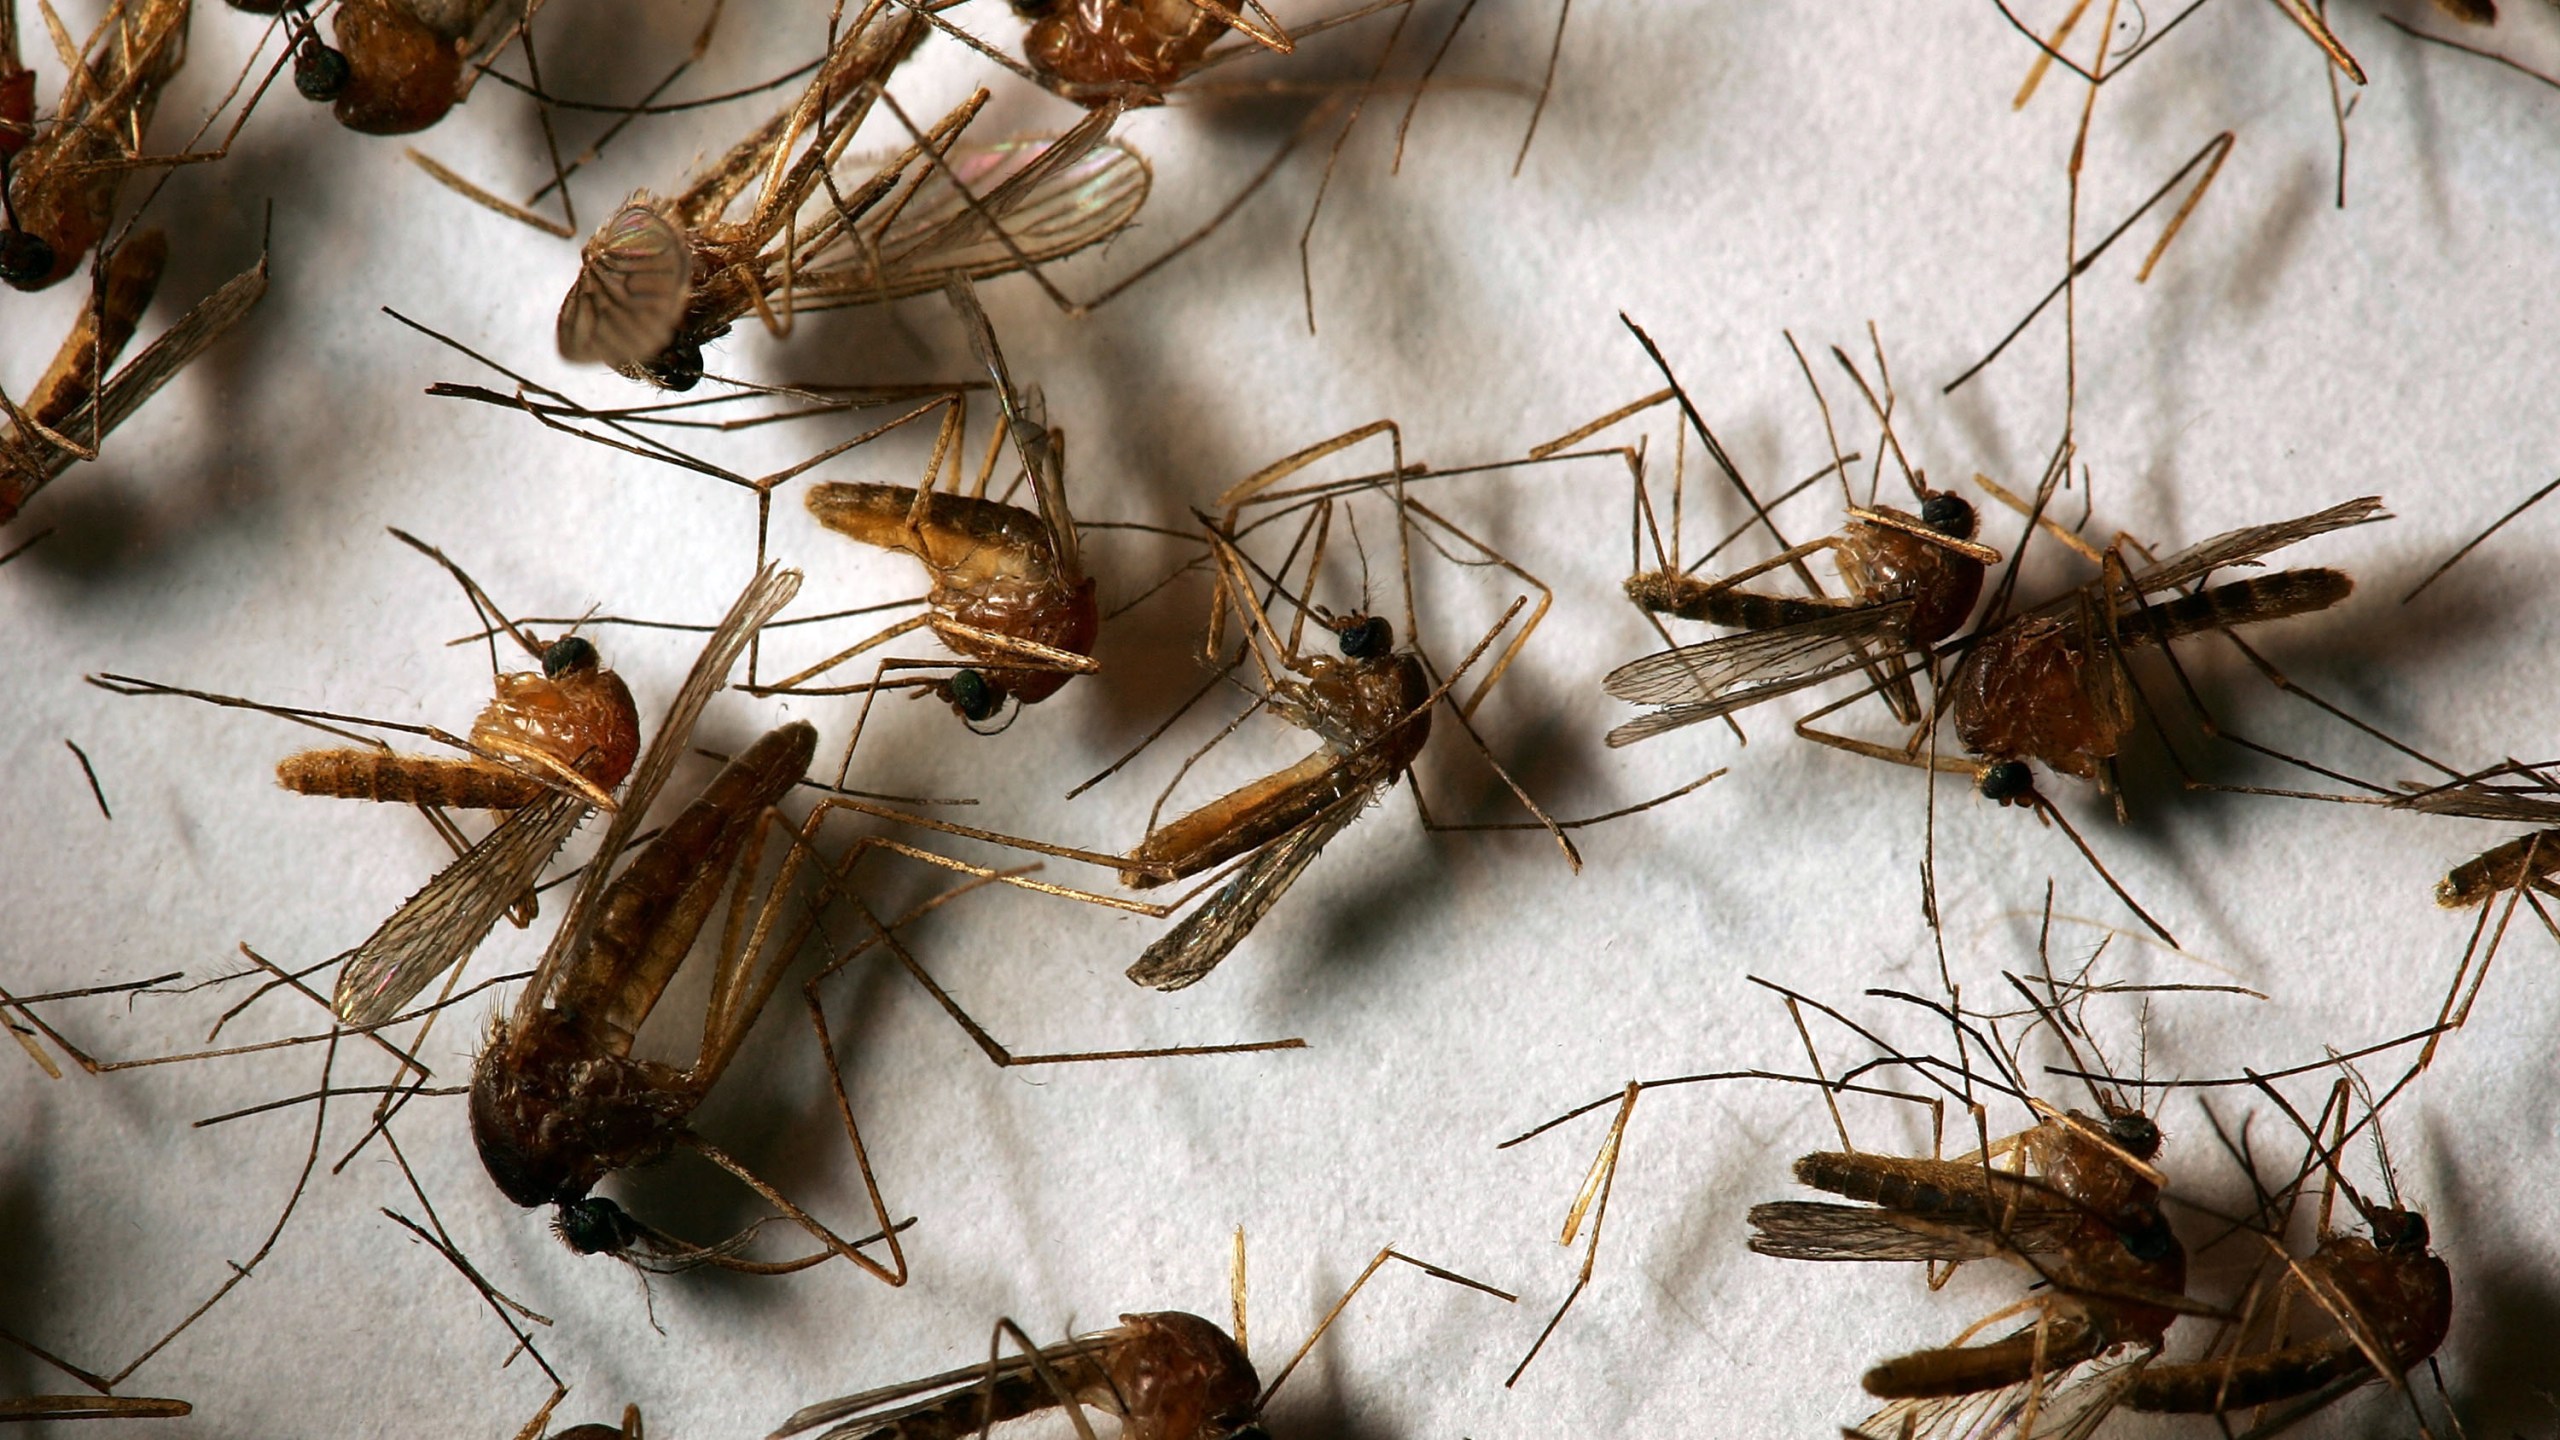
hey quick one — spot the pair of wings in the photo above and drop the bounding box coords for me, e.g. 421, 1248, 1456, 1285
329, 565, 802, 1027
1603, 495, 2390, 746
556, 116, 1149, 376
1851, 1346, 2157, 1440
1124, 786, 1371, 991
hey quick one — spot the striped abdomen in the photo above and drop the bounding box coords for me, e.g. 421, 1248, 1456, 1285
2113, 568, 2352, 648
277, 750, 543, 809
1624, 571, 1843, 629
2437, 828, 2560, 908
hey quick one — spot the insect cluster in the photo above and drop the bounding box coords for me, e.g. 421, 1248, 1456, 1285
4, 0, 2558, 1436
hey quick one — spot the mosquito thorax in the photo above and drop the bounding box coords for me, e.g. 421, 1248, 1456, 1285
294, 38, 352, 102
554, 1196, 641, 1256
1921, 491, 1977, 540
0, 229, 54, 290
1336, 614, 1393, 659
542, 635, 601, 678
1978, 760, 2035, 805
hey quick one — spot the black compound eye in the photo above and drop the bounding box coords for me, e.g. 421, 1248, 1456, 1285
1979, 761, 2034, 803
948, 669, 1002, 723
1335, 615, 1392, 658
1921, 492, 1977, 539
2107, 1112, 2161, 1160
293, 38, 350, 101
542, 635, 599, 678
642, 339, 704, 392
554, 1197, 637, 1256
0, 229, 55, 289
2374, 1209, 2430, 1252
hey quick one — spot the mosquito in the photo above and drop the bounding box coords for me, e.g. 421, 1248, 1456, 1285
771, 1239, 1512, 1440
0, 0, 188, 290
87, 530, 666, 1028
773, 280, 1097, 732
2, 238, 269, 526
555, 4, 1148, 390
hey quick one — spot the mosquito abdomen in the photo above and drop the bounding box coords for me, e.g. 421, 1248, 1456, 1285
1861, 1320, 2100, 1399
276, 749, 543, 809
1623, 572, 1840, 629
2437, 828, 2560, 907
1793, 1152, 1988, 1219
2117, 568, 2352, 647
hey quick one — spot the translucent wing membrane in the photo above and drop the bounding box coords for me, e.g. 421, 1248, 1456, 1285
331, 791, 586, 1026
1852, 1348, 2154, 1440
1601, 601, 1914, 744
2022, 496, 2388, 622
556, 204, 695, 367
1745, 1201, 2082, 1264
1124, 795, 1363, 990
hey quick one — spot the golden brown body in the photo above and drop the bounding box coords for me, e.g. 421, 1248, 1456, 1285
1126, 640, 1430, 886
1018, 0, 1226, 105
276, 641, 639, 808
2123, 1217, 2451, 1413
1, 0, 186, 290
470, 721, 815, 1222
1953, 569, 2352, 782
807, 482, 1098, 707
1627, 502, 1986, 649
328, 0, 472, 134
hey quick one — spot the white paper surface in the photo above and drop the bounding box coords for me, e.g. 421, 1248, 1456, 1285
6, 0, 2560, 1435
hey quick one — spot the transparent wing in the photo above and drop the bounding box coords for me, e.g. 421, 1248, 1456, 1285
2021, 496, 2388, 623
774, 1327, 1122, 1440
943, 279, 1077, 579
515, 564, 802, 1019
1601, 602, 1913, 743
330, 791, 586, 1026
802, 117, 1148, 309
1124, 795, 1362, 991
1851, 1348, 2151, 1440
13, 249, 268, 490
557, 202, 695, 366
1746, 1201, 2077, 1263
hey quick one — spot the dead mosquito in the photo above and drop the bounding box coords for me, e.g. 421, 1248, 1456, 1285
2, 236, 268, 526
771, 1238, 1512, 1440
0, 0, 188, 290
555, 4, 1147, 390
774, 280, 1097, 732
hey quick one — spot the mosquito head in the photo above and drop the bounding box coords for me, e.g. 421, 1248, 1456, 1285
1978, 760, 2036, 805
0, 229, 54, 290
2103, 1109, 2161, 1161
1334, 614, 1393, 659
2366, 1206, 2430, 1253
1921, 492, 1978, 540
542, 635, 601, 678
293, 37, 352, 103
641, 339, 705, 392
2115, 1211, 2178, 1264
1009, 0, 1059, 16
554, 1196, 643, 1257
941, 669, 1021, 733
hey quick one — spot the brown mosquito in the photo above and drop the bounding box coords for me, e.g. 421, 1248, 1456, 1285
769, 279, 1096, 731
555, 4, 1148, 390
3, 238, 268, 526
1584, 323, 2002, 745
86, 530, 675, 1028
771, 1240, 1512, 1440
0, 0, 188, 290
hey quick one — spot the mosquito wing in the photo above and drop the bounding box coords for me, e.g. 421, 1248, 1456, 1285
331, 790, 587, 1026
943, 279, 1077, 579
2018, 496, 2389, 624
811, 116, 1148, 308
1601, 601, 1914, 745
1851, 1348, 2151, 1440
557, 202, 695, 366
514, 564, 802, 1019
8, 248, 267, 500
772, 1328, 1121, 1440
1746, 1201, 2079, 1263
1125, 793, 1362, 991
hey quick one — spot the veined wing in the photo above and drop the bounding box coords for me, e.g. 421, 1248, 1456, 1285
6, 249, 267, 501
1124, 791, 1364, 991
1747, 1201, 2078, 1264
330, 790, 586, 1026
1851, 1347, 2152, 1440
513, 564, 802, 1020
772, 1328, 1119, 1440
1601, 601, 1913, 744
944, 279, 1077, 579
556, 202, 694, 367
803, 117, 1148, 308
2020, 496, 2388, 624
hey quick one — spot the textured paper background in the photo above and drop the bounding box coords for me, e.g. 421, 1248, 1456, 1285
5, 0, 2559, 1435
